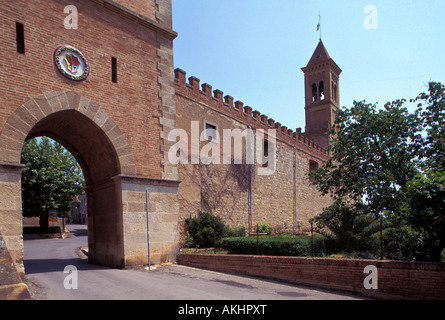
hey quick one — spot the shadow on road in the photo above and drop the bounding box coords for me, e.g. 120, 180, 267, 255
68, 227, 88, 237
24, 256, 110, 275
23, 224, 110, 275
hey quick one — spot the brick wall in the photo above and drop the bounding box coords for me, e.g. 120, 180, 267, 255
174, 69, 333, 236
177, 253, 445, 300
0, 0, 180, 270
0, 0, 176, 179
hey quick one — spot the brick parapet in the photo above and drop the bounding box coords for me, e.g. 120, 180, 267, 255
178, 253, 445, 300
174, 68, 329, 160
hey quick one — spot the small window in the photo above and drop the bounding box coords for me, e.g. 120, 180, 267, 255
262, 139, 269, 168
111, 57, 117, 83
334, 83, 338, 102
16, 22, 25, 54
309, 160, 319, 183
309, 160, 319, 172
311, 83, 317, 102
319, 81, 325, 100
205, 122, 217, 142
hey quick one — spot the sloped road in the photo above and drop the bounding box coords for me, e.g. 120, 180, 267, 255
23, 224, 363, 300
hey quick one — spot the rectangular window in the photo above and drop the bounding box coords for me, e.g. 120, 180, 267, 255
111, 57, 117, 83
262, 139, 269, 167
16, 22, 25, 54
205, 122, 217, 142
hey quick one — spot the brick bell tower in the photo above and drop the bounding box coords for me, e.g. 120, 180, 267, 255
301, 40, 342, 149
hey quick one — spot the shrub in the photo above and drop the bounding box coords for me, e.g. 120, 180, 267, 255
220, 235, 326, 257
223, 225, 246, 238
382, 226, 429, 261
185, 211, 225, 248
312, 200, 380, 254
256, 221, 273, 234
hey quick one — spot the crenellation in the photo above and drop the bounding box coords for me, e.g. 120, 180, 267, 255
201, 83, 212, 96
173, 68, 329, 156
260, 114, 268, 124
281, 125, 287, 134
234, 100, 243, 112
213, 89, 224, 102
188, 76, 200, 91
224, 95, 234, 107
174, 68, 186, 85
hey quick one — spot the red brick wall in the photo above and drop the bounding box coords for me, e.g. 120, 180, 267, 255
0, 0, 168, 179
177, 253, 445, 300
111, 0, 158, 22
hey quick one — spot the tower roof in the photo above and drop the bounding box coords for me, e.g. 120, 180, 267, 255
306, 39, 331, 67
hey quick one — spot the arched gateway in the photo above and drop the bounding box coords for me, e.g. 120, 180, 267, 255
0, 92, 180, 280
0, 0, 180, 298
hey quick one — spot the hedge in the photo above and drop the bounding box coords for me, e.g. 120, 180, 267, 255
220, 235, 326, 257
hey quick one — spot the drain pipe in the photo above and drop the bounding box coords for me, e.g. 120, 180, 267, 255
249, 163, 253, 233
146, 190, 151, 270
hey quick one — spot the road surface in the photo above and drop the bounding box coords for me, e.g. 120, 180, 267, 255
23, 224, 363, 300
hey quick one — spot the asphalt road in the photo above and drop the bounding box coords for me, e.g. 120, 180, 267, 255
23, 224, 363, 300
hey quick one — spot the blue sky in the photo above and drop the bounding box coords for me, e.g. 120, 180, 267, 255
172, 0, 445, 131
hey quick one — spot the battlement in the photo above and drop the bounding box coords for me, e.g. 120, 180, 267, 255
174, 68, 329, 158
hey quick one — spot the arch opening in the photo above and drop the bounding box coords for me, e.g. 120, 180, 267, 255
23, 110, 125, 268
0, 92, 137, 272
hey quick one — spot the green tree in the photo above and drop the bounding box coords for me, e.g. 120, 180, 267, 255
311, 200, 380, 255
310, 99, 421, 215
414, 82, 445, 170
21, 137, 85, 228
310, 82, 445, 261
402, 82, 445, 261
402, 169, 445, 261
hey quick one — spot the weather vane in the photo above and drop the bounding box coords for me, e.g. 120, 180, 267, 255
317, 12, 322, 40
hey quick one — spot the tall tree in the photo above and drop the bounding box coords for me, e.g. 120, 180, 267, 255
310, 82, 445, 261
21, 137, 85, 228
401, 82, 445, 261
310, 99, 421, 215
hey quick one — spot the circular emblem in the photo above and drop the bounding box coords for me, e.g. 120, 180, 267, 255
53, 45, 89, 81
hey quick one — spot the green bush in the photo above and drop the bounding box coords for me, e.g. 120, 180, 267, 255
185, 211, 225, 248
382, 226, 429, 261
220, 235, 326, 257
223, 225, 246, 238
256, 221, 273, 234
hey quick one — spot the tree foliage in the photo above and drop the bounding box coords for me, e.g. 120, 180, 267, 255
21, 137, 85, 227
311, 200, 380, 255
310, 82, 445, 261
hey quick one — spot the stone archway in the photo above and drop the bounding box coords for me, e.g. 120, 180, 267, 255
0, 91, 137, 275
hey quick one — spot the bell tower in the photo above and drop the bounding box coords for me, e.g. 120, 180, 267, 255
301, 40, 342, 149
